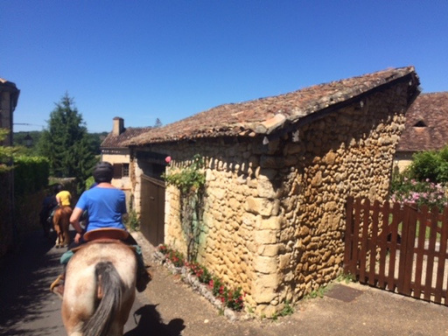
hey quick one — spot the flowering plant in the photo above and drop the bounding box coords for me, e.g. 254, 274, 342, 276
185, 261, 212, 284
390, 177, 448, 210
158, 244, 185, 267
157, 245, 244, 311
209, 277, 244, 311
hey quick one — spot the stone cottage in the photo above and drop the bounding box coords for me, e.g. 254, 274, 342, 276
394, 92, 448, 172
125, 66, 420, 315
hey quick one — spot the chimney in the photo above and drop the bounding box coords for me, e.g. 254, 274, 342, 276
113, 117, 124, 136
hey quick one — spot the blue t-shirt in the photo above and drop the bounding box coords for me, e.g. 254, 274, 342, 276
76, 187, 127, 232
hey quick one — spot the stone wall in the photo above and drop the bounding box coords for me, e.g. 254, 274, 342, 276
275, 84, 408, 316
134, 82, 410, 315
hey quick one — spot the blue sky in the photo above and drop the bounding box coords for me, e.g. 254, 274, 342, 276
2, 1, 448, 133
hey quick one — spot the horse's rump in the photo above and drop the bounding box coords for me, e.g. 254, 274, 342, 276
62, 241, 137, 336
53, 206, 73, 247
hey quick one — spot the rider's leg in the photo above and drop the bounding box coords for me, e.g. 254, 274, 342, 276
50, 239, 83, 297
123, 235, 151, 292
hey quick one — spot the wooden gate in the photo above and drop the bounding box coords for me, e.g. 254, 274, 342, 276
140, 174, 165, 246
344, 196, 448, 305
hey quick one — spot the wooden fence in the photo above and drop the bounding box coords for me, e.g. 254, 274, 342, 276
344, 196, 448, 305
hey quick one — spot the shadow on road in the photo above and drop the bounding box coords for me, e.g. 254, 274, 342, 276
125, 304, 185, 336
0, 231, 63, 335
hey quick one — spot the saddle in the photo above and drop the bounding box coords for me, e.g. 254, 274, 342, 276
70, 228, 137, 254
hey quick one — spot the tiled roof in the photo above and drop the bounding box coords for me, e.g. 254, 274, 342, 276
101, 127, 153, 148
126, 66, 419, 146
397, 92, 448, 152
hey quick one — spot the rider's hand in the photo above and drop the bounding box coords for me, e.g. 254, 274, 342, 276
74, 232, 82, 244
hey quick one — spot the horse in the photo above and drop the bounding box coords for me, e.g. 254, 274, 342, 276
61, 236, 137, 336
53, 206, 72, 247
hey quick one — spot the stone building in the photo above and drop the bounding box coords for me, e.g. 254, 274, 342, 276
394, 92, 448, 172
0, 78, 20, 257
100, 117, 151, 203
126, 66, 420, 315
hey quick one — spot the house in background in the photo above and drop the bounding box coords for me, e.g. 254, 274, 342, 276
0, 78, 20, 257
100, 117, 151, 203
394, 92, 448, 172
126, 66, 420, 315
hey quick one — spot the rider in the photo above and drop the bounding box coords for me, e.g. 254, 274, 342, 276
39, 185, 58, 238
50, 161, 150, 296
53, 184, 73, 247
55, 184, 72, 208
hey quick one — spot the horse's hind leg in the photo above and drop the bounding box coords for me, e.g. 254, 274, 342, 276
53, 210, 62, 247
62, 207, 72, 247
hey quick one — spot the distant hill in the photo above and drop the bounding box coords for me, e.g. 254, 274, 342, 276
13, 131, 109, 155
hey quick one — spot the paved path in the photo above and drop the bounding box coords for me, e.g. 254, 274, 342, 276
0, 231, 152, 336
2, 230, 448, 336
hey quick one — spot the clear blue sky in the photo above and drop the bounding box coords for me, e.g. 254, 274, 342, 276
2, 1, 448, 133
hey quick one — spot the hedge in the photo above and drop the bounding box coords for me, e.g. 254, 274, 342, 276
14, 156, 50, 196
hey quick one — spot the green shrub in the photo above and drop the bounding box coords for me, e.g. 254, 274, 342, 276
14, 156, 49, 195
408, 145, 448, 183
125, 209, 140, 231
390, 177, 447, 210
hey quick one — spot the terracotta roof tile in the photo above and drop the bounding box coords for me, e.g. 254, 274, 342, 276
101, 126, 153, 148
397, 92, 448, 152
126, 66, 419, 146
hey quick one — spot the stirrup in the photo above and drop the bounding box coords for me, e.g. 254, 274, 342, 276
50, 274, 64, 291
50, 274, 65, 299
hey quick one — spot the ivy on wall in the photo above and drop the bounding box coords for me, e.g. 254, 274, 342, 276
162, 154, 206, 262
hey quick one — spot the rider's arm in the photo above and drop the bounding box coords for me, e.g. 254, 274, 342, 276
70, 207, 84, 234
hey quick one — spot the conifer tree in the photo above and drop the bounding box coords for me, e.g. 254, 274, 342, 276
38, 93, 96, 193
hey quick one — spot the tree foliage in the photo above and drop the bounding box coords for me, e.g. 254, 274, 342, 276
37, 93, 97, 193
154, 118, 162, 128
409, 146, 448, 183
0, 129, 25, 173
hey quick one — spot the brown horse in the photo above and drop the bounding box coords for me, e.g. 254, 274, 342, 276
61, 239, 137, 336
53, 206, 72, 247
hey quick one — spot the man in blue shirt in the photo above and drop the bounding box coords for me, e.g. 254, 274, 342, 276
51, 162, 150, 296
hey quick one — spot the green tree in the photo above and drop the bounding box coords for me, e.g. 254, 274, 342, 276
154, 118, 162, 128
37, 93, 97, 193
0, 129, 24, 173
408, 146, 448, 183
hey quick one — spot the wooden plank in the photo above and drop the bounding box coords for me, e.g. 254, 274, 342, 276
413, 205, 428, 299
377, 201, 390, 288
435, 206, 448, 304
368, 200, 380, 286
386, 202, 401, 292
344, 197, 354, 274
423, 206, 439, 301
402, 205, 417, 296
359, 199, 370, 283
350, 198, 362, 278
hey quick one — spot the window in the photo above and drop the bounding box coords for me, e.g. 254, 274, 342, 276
413, 120, 427, 128
113, 163, 129, 179
123, 163, 129, 177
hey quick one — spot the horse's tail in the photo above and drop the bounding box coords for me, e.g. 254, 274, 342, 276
82, 261, 123, 336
